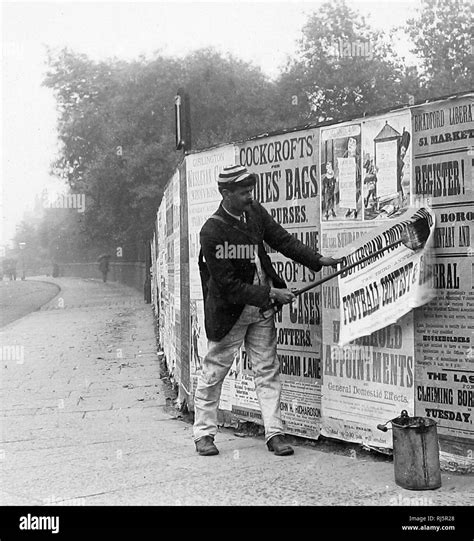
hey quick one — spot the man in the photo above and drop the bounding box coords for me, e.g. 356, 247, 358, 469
194, 164, 341, 457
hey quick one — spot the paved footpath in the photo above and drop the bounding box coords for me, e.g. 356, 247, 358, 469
1, 277, 473, 510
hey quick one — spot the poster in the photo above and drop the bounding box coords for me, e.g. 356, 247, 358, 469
163, 174, 178, 378
320, 222, 416, 447
186, 145, 237, 301
412, 95, 474, 207
158, 190, 169, 363
172, 171, 181, 384
150, 233, 157, 314
178, 159, 191, 399
361, 111, 412, 220
190, 298, 207, 384
185, 145, 238, 398
237, 128, 322, 439
156, 200, 167, 350
321, 123, 362, 221
338, 206, 436, 345
412, 95, 474, 445
225, 352, 261, 421
337, 156, 357, 209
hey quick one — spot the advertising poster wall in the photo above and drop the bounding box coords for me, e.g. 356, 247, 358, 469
361, 111, 412, 220
412, 95, 474, 448
321, 123, 362, 222
320, 222, 416, 447
238, 128, 322, 439
152, 93, 472, 461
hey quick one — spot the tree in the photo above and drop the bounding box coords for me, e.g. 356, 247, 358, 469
43, 49, 185, 259
405, 0, 472, 98
43, 48, 281, 261
182, 48, 278, 148
274, 0, 416, 125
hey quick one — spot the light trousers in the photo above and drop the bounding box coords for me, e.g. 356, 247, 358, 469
193, 304, 283, 443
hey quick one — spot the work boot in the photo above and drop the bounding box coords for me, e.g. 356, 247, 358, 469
266, 434, 294, 456
195, 435, 219, 456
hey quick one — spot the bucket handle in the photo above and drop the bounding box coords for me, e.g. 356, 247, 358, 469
377, 421, 392, 432
377, 409, 409, 432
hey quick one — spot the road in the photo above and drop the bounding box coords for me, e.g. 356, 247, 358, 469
0, 279, 60, 327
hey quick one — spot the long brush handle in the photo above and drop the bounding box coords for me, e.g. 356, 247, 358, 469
294, 238, 401, 296
261, 237, 402, 317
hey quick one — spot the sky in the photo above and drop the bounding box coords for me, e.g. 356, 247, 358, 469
1, 0, 420, 246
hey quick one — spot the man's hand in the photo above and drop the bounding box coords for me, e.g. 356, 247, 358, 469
319, 256, 343, 270
270, 288, 295, 305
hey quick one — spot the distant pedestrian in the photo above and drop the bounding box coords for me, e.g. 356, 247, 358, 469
4, 258, 17, 281
98, 254, 110, 282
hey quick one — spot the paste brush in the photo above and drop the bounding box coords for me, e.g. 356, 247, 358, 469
260, 213, 432, 317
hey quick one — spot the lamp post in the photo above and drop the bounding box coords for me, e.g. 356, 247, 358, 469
174, 88, 191, 152
19, 242, 26, 280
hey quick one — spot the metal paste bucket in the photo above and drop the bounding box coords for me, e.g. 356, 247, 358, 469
377, 410, 441, 490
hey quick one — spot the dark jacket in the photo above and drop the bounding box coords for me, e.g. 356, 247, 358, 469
200, 200, 323, 341
98, 259, 109, 273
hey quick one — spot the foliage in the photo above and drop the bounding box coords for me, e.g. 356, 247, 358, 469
405, 0, 473, 98
274, 0, 416, 125
43, 50, 183, 260
42, 48, 277, 261
183, 48, 279, 148
35, 1, 471, 263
